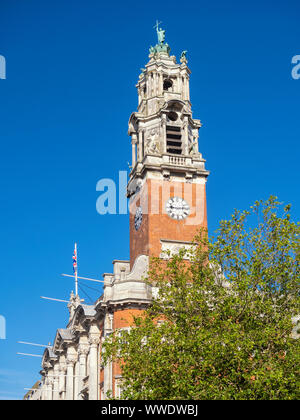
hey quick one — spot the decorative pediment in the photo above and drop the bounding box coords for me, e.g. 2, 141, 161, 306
128, 113, 138, 135
69, 304, 97, 330
42, 346, 58, 368
53, 328, 75, 352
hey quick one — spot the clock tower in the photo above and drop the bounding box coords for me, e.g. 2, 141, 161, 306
127, 25, 209, 268
23, 26, 212, 401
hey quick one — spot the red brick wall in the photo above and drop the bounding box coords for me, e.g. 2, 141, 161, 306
130, 178, 207, 268
112, 308, 145, 395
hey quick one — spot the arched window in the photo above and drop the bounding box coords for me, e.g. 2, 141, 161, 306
163, 78, 173, 91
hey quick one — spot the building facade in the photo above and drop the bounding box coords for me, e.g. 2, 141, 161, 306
25, 26, 210, 400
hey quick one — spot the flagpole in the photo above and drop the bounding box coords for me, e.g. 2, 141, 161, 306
75, 242, 78, 296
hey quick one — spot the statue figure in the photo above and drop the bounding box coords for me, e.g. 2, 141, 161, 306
149, 46, 155, 54
180, 50, 188, 63
153, 20, 166, 44
149, 21, 171, 56
67, 291, 82, 321
67, 291, 76, 321
146, 129, 160, 154
157, 27, 165, 43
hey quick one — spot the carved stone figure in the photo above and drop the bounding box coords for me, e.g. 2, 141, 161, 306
180, 50, 188, 63
157, 27, 165, 43
145, 128, 160, 154
154, 20, 166, 44
67, 291, 81, 322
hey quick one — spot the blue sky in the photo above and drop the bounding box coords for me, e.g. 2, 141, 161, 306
0, 0, 299, 399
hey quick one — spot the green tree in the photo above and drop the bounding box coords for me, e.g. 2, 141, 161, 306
103, 197, 300, 400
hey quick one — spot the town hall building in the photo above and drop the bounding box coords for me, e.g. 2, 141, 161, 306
24, 24, 210, 400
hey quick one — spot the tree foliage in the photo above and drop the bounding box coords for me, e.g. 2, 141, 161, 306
103, 197, 300, 400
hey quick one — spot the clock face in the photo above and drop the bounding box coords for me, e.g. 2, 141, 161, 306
166, 197, 190, 220
134, 206, 143, 230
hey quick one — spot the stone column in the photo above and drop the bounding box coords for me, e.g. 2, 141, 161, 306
138, 130, 143, 162
66, 353, 76, 400
183, 117, 189, 155
52, 363, 60, 400
59, 362, 67, 400
145, 74, 149, 98
182, 76, 186, 100
88, 335, 100, 400
131, 133, 137, 167
155, 72, 159, 96
193, 132, 199, 154
44, 378, 49, 400
103, 354, 112, 399
44, 376, 49, 400
159, 73, 163, 96
162, 115, 167, 154
46, 377, 53, 400
186, 77, 190, 101
178, 75, 182, 96
151, 73, 154, 97
78, 344, 89, 400
46, 371, 53, 400
41, 381, 46, 400
74, 361, 80, 400
147, 74, 151, 98
39, 374, 45, 400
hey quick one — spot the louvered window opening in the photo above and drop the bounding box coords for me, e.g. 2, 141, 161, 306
166, 125, 182, 155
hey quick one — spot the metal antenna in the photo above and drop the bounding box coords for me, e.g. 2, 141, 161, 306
61, 273, 104, 283
17, 341, 50, 348
73, 243, 78, 296
40, 296, 69, 303
17, 352, 43, 358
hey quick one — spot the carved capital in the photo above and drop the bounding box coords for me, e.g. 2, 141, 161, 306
53, 375, 59, 383
59, 363, 67, 373
78, 344, 89, 356
47, 376, 54, 386
131, 133, 138, 144
53, 363, 60, 375
88, 335, 100, 346
66, 355, 77, 366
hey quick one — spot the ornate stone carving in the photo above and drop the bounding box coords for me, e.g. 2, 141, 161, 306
66, 354, 77, 365
160, 240, 195, 259
66, 359, 76, 367
78, 344, 89, 356
127, 177, 143, 198
145, 128, 160, 154
88, 335, 100, 346
67, 292, 81, 322
188, 127, 199, 155
180, 50, 188, 64
59, 363, 67, 374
